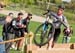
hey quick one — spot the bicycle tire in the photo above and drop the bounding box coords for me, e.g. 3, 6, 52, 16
34, 23, 55, 47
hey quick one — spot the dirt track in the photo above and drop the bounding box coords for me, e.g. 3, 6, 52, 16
27, 44, 75, 53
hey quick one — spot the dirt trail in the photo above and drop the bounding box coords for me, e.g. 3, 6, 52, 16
27, 44, 75, 53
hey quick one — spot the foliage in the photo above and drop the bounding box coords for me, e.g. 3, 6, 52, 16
55, 0, 62, 4
65, 1, 75, 12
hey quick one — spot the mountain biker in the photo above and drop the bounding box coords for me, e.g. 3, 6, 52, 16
47, 5, 70, 49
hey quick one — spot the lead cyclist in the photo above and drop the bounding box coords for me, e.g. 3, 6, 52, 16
44, 5, 70, 49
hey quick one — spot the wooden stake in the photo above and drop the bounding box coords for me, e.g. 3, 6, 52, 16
28, 32, 34, 53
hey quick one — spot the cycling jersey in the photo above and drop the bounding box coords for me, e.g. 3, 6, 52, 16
48, 12, 69, 29
48, 12, 69, 42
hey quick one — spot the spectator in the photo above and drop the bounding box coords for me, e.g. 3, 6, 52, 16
62, 26, 73, 43
23, 13, 32, 33
2, 13, 14, 53
12, 12, 24, 50
3, 13, 13, 40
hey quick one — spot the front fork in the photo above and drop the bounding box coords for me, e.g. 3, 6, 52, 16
39, 22, 48, 48
43, 21, 48, 31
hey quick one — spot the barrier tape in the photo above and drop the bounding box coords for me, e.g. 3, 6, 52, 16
0, 37, 24, 44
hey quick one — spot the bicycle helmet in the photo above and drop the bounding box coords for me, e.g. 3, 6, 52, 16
58, 5, 65, 10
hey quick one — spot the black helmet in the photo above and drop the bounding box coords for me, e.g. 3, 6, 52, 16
58, 5, 65, 10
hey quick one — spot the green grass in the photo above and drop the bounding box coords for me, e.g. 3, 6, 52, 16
10, 49, 22, 53
0, 14, 6, 17
0, 26, 3, 36
29, 21, 41, 33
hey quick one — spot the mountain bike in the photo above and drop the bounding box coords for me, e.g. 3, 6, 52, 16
34, 10, 68, 48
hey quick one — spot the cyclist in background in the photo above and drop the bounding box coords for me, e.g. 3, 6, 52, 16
62, 26, 73, 43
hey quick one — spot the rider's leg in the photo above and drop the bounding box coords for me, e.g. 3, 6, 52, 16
53, 29, 61, 42
48, 28, 61, 49
47, 28, 54, 49
53, 28, 61, 46
47, 37, 54, 49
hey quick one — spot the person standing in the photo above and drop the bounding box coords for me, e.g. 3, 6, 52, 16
2, 13, 13, 53
12, 12, 25, 50
23, 13, 32, 33
62, 26, 73, 43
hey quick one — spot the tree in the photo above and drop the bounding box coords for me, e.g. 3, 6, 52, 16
55, 0, 62, 4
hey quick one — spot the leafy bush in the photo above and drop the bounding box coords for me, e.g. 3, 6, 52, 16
55, 0, 62, 4
11, 0, 20, 3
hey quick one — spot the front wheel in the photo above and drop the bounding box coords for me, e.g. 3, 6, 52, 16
34, 23, 55, 47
